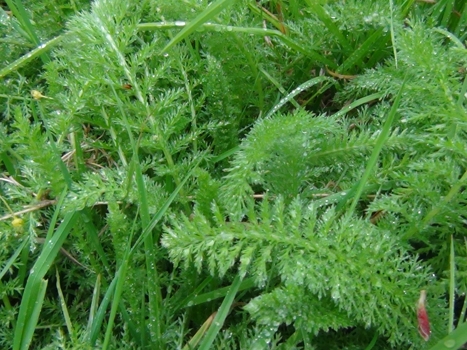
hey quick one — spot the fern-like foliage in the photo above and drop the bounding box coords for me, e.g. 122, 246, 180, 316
338, 20, 467, 279
162, 195, 441, 346
220, 109, 408, 219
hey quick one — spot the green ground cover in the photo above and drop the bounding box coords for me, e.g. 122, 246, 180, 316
1, 0, 467, 348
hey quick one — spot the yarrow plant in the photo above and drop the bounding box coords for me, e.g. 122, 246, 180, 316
1, 0, 467, 349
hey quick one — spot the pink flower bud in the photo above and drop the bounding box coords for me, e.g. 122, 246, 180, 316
417, 290, 431, 341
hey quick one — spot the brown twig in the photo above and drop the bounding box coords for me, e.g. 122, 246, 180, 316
35, 237, 92, 271
0, 199, 58, 221
326, 66, 357, 80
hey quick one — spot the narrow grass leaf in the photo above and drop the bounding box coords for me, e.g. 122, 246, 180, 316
458, 239, 467, 326
404, 169, 467, 239
212, 146, 240, 163
198, 275, 243, 350
454, 3, 467, 37
140, 22, 335, 67
44, 188, 68, 241
433, 28, 465, 48
0, 237, 30, 281
32, 102, 73, 188
82, 210, 111, 271
161, 0, 235, 53
86, 274, 101, 337
0, 150, 17, 177
390, 0, 398, 68
98, 162, 199, 347
347, 81, 405, 214
18, 279, 47, 350
304, 0, 352, 54
440, 0, 455, 28
3, 0, 47, 62
364, 332, 379, 350
13, 211, 78, 350
328, 182, 396, 210
56, 268, 74, 336
130, 159, 202, 254
265, 76, 335, 119
181, 277, 255, 309
182, 312, 215, 350
338, 28, 384, 74
428, 320, 467, 350
246, 2, 286, 33
89, 274, 117, 345
0, 35, 62, 79
330, 92, 384, 119
278, 34, 336, 67
134, 159, 162, 344
259, 66, 300, 108
448, 235, 455, 333
102, 233, 133, 350
175, 276, 214, 311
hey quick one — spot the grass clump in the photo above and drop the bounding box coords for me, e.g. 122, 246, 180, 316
1, 0, 467, 349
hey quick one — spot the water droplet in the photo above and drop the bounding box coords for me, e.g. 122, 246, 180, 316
444, 340, 456, 348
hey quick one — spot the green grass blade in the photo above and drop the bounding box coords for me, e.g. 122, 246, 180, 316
179, 277, 255, 309
56, 268, 74, 337
246, 2, 286, 32
161, 0, 235, 53
337, 28, 384, 74
18, 279, 48, 350
347, 80, 405, 214
102, 237, 133, 349
428, 321, 467, 350
89, 274, 117, 345
198, 275, 243, 350
458, 239, 467, 326
174, 276, 214, 311
13, 211, 78, 350
0, 237, 30, 281
265, 76, 335, 119
364, 332, 378, 350
86, 274, 101, 337
212, 146, 240, 163
3, 0, 49, 63
44, 188, 68, 241
401, 0, 416, 17
390, 0, 398, 68
82, 210, 111, 272
0, 35, 62, 79
0, 150, 17, 177
182, 314, 213, 350
96, 162, 199, 347
433, 28, 465, 49
140, 22, 336, 67
130, 160, 201, 254
304, 0, 352, 54
259, 66, 301, 109
134, 160, 162, 345
454, 3, 467, 37
329, 182, 395, 211
90, 282, 140, 347
404, 169, 467, 239
448, 235, 455, 333
276, 34, 336, 67
32, 101, 73, 188
330, 92, 384, 119
440, 0, 455, 28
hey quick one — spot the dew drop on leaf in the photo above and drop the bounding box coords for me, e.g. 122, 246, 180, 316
444, 339, 456, 348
